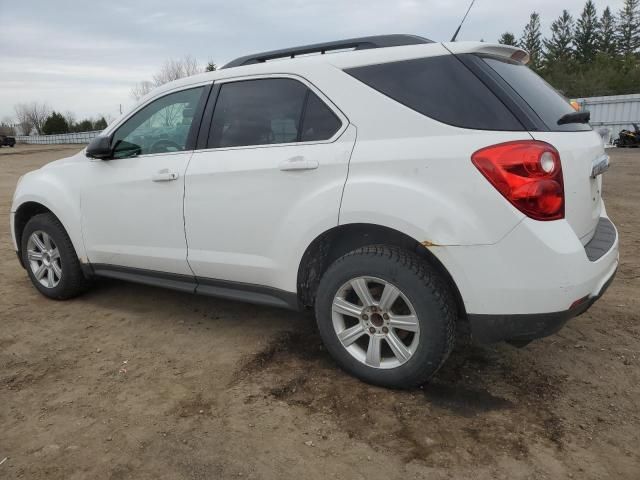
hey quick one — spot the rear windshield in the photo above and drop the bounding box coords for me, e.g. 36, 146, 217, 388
345, 56, 524, 131
481, 57, 591, 132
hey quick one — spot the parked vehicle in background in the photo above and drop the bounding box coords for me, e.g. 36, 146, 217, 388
10, 34, 619, 388
1, 134, 16, 147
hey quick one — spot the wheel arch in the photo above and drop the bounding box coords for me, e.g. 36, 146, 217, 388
296, 223, 467, 319
13, 201, 73, 268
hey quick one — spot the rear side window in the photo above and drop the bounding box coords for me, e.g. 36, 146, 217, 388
345, 56, 523, 131
481, 57, 591, 132
209, 79, 306, 148
207, 78, 342, 148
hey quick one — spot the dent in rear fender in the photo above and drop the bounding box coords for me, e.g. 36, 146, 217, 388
11, 173, 87, 261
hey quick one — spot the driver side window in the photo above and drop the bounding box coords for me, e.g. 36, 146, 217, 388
112, 86, 204, 159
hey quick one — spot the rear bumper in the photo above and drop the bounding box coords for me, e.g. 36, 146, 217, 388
468, 266, 616, 343
429, 211, 619, 343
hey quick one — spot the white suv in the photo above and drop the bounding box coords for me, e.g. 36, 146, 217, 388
10, 35, 619, 388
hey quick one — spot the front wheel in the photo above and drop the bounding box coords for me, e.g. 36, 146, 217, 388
21, 213, 90, 299
315, 245, 456, 389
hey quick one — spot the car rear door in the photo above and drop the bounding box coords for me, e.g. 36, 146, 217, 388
184, 75, 354, 291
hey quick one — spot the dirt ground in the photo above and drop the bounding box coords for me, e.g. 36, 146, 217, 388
0, 144, 638, 480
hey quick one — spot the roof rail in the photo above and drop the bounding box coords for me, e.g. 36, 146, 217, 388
221, 34, 433, 69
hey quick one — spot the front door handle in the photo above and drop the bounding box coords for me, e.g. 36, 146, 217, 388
152, 169, 179, 182
279, 156, 319, 171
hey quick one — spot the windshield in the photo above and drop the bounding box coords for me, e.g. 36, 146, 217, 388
482, 57, 591, 132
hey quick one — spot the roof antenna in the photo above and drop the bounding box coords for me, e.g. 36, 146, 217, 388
450, 0, 477, 42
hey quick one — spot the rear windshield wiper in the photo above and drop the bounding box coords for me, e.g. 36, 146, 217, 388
557, 111, 590, 125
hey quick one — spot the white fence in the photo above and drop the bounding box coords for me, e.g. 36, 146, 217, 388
577, 93, 640, 143
15, 131, 101, 145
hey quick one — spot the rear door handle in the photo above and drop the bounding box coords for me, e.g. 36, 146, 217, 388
279, 156, 319, 171
152, 169, 179, 182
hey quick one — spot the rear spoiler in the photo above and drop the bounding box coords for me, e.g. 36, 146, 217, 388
442, 42, 530, 65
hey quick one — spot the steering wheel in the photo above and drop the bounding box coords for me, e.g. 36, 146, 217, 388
149, 139, 182, 154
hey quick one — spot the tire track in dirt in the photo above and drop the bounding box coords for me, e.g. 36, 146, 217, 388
230, 325, 567, 467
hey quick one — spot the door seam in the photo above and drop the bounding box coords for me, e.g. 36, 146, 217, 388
337, 124, 358, 225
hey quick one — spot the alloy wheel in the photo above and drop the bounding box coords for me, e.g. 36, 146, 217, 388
331, 276, 420, 369
26, 230, 62, 288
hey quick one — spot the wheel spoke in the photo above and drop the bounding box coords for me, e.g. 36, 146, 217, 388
337, 324, 366, 347
27, 250, 43, 262
351, 278, 375, 307
389, 314, 419, 333
365, 335, 382, 367
332, 297, 363, 318
42, 232, 52, 250
47, 268, 55, 288
50, 248, 60, 261
378, 283, 400, 311
34, 263, 47, 280
51, 261, 62, 279
31, 234, 46, 252
386, 331, 411, 363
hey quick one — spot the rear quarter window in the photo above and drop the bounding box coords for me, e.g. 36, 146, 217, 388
481, 57, 591, 132
345, 55, 524, 131
300, 91, 342, 141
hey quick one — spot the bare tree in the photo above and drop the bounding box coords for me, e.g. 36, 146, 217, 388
19, 102, 50, 134
152, 55, 201, 85
63, 110, 76, 130
14, 103, 34, 136
131, 55, 206, 100
131, 80, 154, 101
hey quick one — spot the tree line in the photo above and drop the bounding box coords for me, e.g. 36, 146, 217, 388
6, 102, 108, 136
499, 0, 640, 97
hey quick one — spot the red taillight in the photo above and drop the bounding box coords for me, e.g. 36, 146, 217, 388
471, 141, 564, 221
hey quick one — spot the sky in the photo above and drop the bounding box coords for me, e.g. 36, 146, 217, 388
0, 0, 626, 123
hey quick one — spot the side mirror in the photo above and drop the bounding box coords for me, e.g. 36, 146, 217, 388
86, 135, 113, 160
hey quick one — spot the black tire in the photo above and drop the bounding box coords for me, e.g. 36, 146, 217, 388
315, 245, 456, 389
21, 213, 89, 299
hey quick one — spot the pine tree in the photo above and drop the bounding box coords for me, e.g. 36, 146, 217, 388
617, 0, 640, 55
544, 10, 575, 63
93, 117, 108, 130
520, 13, 543, 69
574, 0, 600, 63
75, 119, 94, 132
42, 111, 69, 135
597, 7, 618, 55
498, 32, 517, 46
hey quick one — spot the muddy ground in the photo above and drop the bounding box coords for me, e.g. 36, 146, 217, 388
0, 144, 638, 479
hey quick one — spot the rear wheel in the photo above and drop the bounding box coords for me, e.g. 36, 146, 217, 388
315, 245, 456, 388
21, 213, 90, 299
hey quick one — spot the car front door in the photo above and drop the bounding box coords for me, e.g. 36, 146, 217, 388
184, 76, 355, 292
81, 85, 208, 276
